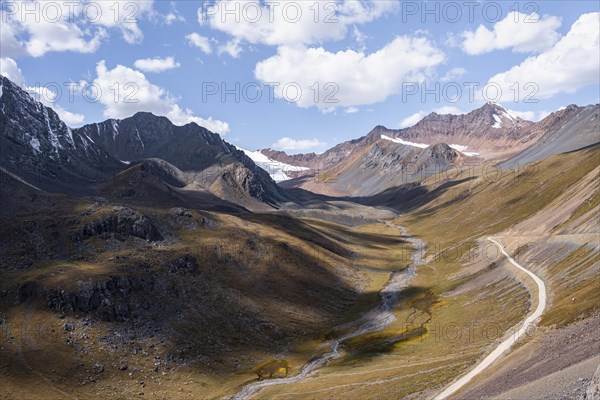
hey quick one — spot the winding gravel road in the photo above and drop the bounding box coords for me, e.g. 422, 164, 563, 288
435, 237, 547, 399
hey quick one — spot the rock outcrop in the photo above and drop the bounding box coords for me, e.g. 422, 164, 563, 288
73, 207, 163, 242
47, 275, 150, 322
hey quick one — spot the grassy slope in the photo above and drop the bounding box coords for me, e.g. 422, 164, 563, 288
253, 145, 599, 399
0, 186, 411, 399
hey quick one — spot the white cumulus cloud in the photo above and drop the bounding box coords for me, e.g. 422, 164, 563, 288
52, 105, 86, 125
78, 0, 154, 45
186, 32, 213, 54
134, 57, 181, 73
199, 0, 397, 48
271, 137, 326, 152
0, 57, 25, 83
218, 39, 243, 58
255, 35, 445, 111
487, 12, 600, 103
441, 67, 466, 82
186, 32, 242, 58
461, 11, 562, 55
0, 1, 153, 58
93, 60, 229, 134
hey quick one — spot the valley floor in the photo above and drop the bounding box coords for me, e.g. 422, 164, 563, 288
1, 145, 599, 400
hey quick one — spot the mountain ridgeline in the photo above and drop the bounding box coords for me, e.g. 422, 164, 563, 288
1, 73, 598, 202
0, 76, 285, 208
272, 102, 599, 196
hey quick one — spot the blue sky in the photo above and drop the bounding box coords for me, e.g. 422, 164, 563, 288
1, 1, 599, 153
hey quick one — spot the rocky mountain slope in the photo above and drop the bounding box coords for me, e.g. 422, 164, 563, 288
262, 103, 534, 194
502, 104, 600, 167
270, 102, 599, 196
263, 103, 533, 173
0, 76, 285, 207
280, 139, 462, 196
389, 102, 534, 157
74, 111, 288, 206
0, 76, 123, 194
0, 165, 376, 394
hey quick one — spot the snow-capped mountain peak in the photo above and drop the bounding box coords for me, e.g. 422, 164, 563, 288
487, 102, 521, 129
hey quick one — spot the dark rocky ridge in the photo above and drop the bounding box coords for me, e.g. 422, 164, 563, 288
0, 75, 285, 207
72, 206, 164, 242
0, 76, 123, 194
75, 112, 286, 205
397, 102, 533, 145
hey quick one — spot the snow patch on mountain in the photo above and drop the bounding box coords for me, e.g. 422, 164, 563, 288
134, 128, 145, 149
111, 120, 120, 140
238, 147, 309, 182
502, 109, 515, 122
381, 135, 479, 156
496, 103, 518, 121
42, 108, 61, 155
29, 136, 41, 153
381, 135, 429, 148
492, 114, 502, 128
448, 144, 480, 157
66, 127, 75, 147
80, 133, 95, 155
492, 103, 521, 128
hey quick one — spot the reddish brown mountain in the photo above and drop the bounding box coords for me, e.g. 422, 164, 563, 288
270, 102, 599, 196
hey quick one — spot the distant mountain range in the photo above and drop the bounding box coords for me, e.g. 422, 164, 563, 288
1, 74, 598, 201
265, 102, 599, 196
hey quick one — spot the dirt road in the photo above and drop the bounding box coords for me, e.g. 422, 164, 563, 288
435, 237, 547, 399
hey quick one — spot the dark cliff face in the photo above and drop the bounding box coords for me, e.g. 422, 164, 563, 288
0, 76, 123, 194
0, 76, 285, 205
75, 112, 232, 170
